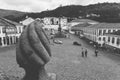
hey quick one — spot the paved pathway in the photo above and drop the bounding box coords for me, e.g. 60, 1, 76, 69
0, 34, 120, 80
46, 34, 120, 80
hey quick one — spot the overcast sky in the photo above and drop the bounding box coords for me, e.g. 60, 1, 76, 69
0, 0, 120, 12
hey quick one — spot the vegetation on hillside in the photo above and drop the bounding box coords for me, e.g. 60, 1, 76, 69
2, 2, 120, 23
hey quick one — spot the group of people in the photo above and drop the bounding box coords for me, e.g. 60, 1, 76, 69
81, 48, 99, 57
81, 48, 88, 57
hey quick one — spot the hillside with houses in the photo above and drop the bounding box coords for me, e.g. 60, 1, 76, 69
1, 3, 120, 23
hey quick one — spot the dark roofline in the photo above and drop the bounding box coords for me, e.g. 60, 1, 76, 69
88, 23, 120, 28
0, 17, 16, 27
2, 18, 22, 26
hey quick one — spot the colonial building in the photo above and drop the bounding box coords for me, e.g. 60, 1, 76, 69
82, 23, 120, 46
42, 17, 68, 30
0, 18, 23, 47
43, 17, 59, 25
71, 22, 120, 47
102, 30, 120, 53
104, 31, 120, 49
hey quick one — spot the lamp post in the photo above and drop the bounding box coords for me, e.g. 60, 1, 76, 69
58, 16, 62, 33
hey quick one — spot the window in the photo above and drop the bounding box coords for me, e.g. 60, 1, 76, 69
99, 30, 102, 35
103, 30, 106, 35
19, 27, 21, 33
2, 28, 5, 33
108, 30, 111, 33
3, 37, 6, 44
108, 37, 110, 42
117, 38, 120, 45
103, 37, 106, 41
113, 30, 116, 32
0, 38, 2, 45
98, 37, 101, 41
112, 37, 115, 43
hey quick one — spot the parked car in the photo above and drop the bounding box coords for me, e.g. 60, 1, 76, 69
54, 40, 63, 44
73, 41, 81, 46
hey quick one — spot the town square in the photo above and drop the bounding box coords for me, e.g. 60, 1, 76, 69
0, 0, 120, 80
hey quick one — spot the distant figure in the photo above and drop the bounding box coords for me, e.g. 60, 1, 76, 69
85, 49, 88, 57
81, 48, 84, 57
95, 49, 98, 57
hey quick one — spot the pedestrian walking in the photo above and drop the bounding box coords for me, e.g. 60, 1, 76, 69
95, 49, 98, 57
81, 48, 84, 57
85, 49, 88, 57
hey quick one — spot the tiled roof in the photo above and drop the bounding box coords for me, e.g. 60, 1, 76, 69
3, 18, 22, 26
88, 23, 120, 28
0, 17, 17, 28
70, 19, 99, 23
71, 23, 92, 31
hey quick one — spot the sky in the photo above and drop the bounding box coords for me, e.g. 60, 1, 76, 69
0, 0, 120, 12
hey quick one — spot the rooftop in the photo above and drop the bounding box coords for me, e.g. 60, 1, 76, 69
0, 18, 14, 27
70, 19, 99, 23
3, 18, 22, 26
71, 22, 92, 31
0, 17, 21, 28
88, 23, 120, 28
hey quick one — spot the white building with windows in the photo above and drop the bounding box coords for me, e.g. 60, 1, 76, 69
71, 22, 120, 47
0, 18, 24, 47
42, 17, 68, 30
101, 30, 120, 53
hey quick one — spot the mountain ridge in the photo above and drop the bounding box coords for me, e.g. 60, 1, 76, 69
1, 2, 120, 22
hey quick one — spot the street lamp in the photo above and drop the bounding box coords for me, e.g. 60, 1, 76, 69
58, 16, 62, 32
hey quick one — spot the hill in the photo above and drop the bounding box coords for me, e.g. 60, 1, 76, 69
27, 3, 120, 23
1, 3, 120, 23
0, 9, 27, 22
0, 9, 25, 17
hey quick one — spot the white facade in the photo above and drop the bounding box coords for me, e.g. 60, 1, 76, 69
42, 17, 68, 30
20, 17, 35, 26
71, 22, 120, 47
97, 28, 119, 46
101, 35, 120, 49
0, 18, 24, 47
43, 25, 59, 30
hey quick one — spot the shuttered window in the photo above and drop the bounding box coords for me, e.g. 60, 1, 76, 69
117, 38, 120, 45
108, 37, 110, 42
112, 37, 115, 44
103, 37, 106, 41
